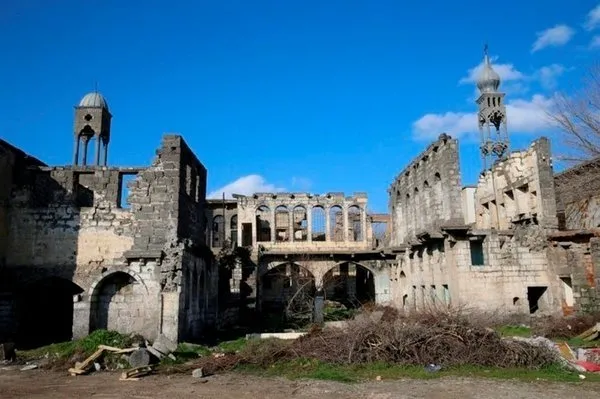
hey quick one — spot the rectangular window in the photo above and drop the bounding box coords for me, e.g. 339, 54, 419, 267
470, 240, 484, 266
442, 284, 450, 304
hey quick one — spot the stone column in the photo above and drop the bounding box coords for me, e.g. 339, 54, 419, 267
325, 207, 331, 241
72, 296, 90, 339
361, 207, 367, 243
307, 207, 313, 243
73, 136, 80, 165
289, 208, 294, 243
82, 137, 90, 166
94, 136, 101, 166
343, 206, 349, 242
103, 140, 109, 166
270, 208, 275, 243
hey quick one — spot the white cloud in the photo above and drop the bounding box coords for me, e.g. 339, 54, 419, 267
531, 24, 575, 52
459, 57, 525, 85
412, 95, 555, 141
590, 35, 600, 48
535, 64, 566, 90
208, 174, 286, 199
585, 4, 600, 31
290, 176, 313, 190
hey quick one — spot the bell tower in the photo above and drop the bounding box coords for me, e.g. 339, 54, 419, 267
73, 91, 112, 166
476, 46, 509, 170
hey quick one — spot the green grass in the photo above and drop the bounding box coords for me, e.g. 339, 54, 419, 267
237, 360, 600, 383
19, 330, 136, 360
496, 325, 532, 338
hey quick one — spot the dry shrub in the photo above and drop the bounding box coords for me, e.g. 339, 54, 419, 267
285, 307, 555, 368
532, 313, 600, 339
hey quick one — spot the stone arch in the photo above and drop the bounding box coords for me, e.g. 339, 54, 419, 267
16, 277, 84, 348
89, 270, 150, 335
256, 205, 271, 242
311, 205, 326, 241
292, 205, 308, 241
260, 262, 316, 325
329, 205, 344, 242
275, 205, 290, 241
322, 261, 375, 307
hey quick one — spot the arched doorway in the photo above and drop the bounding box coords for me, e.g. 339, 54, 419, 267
322, 262, 375, 308
89, 272, 148, 335
260, 263, 315, 329
17, 277, 84, 348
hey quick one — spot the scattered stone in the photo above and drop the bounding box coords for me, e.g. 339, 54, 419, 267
152, 334, 177, 356
146, 345, 165, 360
128, 348, 151, 368
20, 364, 38, 371
94, 362, 101, 371
192, 368, 204, 378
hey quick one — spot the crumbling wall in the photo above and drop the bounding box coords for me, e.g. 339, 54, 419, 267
125, 135, 214, 342
547, 233, 600, 314
388, 134, 464, 246
392, 228, 563, 316
205, 200, 238, 249
475, 137, 558, 230
7, 167, 139, 287
554, 157, 600, 230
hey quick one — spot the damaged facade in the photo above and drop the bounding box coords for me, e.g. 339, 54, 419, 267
387, 50, 600, 317
0, 94, 217, 347
2, 48, 600, 346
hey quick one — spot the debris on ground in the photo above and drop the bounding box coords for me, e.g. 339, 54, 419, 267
128, 348, 151, 368
576, 323, 600, 342
119, 365, 154, 381
192, 368, 205, 378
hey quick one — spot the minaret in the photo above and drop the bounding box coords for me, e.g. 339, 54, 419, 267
476, 46, 509, 170
73, 91, 112, 166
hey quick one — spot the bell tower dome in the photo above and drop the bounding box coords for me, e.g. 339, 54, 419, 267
476, 45, 509, 170
73, 91, 112, 166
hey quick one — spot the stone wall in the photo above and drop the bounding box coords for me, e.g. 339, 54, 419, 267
2, 134, 216, 345
547, 232, 600, 314
554, 157, 600, 230
388, 134, 464, 246
475, 137, 558, 230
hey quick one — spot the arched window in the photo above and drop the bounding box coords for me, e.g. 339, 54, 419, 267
230, 215, 238, 247
348, 205, 363, 241
329, 205, 344, 242
212, 215, 225, 247
312, 206, 326, 241
275, 205, 289, 242
293, 206, 307, 241
256, 205, 271, 242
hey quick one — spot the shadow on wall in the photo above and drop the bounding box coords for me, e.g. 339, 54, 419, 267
3, 164, 88, 349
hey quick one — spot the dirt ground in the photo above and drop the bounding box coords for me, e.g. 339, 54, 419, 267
2, 368, 600, 399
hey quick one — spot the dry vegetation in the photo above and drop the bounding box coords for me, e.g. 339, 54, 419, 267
169, 307, 569, 376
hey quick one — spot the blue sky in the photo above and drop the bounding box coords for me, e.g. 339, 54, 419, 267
1, 0, 600, 212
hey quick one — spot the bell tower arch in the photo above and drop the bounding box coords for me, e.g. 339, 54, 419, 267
73, 91, 112, 166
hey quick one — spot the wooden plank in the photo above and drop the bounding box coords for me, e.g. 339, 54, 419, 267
72, 347, 105, 373
98, 345, 137, 354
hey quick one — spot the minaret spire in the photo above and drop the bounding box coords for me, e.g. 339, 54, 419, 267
476, 45, 509, 170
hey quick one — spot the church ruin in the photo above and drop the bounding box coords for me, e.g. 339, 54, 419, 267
1, 48, 600, 346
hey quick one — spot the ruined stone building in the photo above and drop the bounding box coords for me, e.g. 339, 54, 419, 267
2, 49, 600, 347
0, 93, 218, 348
387, 50, 600, 316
